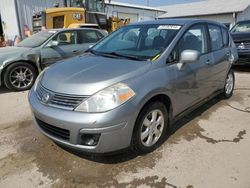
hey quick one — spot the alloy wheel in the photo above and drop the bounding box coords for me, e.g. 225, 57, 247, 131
9, 66, 34, 89
225, 72, 234, 95
140, 109, 165, 147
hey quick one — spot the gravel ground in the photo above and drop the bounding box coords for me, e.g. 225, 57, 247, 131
0, 68, 250, 188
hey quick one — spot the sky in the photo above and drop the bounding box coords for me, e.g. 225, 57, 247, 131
114, 0, 203, 7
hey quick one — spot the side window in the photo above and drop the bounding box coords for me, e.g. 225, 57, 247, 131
168, 24, 208, 63
208, 25, 223, 51
180, 25, 208, 54
221, 27, 229, 47
77, 30, 102, 44
96, 31, 104, 39
51, 31, 76, 46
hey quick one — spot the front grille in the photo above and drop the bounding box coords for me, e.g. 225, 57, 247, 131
50, 94, 85, 109
36, 118, 70, 141
36, 84, 87, 110
235, 42, 250, 50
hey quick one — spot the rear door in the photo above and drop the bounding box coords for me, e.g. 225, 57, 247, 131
207, 24, 231, 90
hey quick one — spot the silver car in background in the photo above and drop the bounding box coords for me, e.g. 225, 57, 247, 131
0, 28, 107, 91
29, 19, 238, 154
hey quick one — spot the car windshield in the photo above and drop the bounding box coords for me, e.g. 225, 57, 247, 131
231, 22, 250, 33
17, 31, 55, 48
91, 24, 181, 61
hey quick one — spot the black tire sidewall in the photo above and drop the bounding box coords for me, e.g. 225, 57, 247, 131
3, 62, 37, 91
132, 102, 168, 154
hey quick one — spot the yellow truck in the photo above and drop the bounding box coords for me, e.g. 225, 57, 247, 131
33, 0, 129, 33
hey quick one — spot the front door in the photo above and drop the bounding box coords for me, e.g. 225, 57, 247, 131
167, 24, 211, 114
40, 30, 80, 67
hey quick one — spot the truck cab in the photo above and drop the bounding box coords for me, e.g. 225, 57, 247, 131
33, 0, 107, 33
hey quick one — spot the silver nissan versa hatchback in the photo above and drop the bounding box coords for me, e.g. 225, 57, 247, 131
29, 19, 238, 154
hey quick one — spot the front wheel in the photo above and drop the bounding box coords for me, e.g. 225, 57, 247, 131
3, 62, 37, 91
132, 102, 168, 154
221, 69, 235, 99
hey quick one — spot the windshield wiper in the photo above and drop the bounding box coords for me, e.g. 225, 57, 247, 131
87, 49, 98, 55
87, 50, 147, 61
87, 49, 117, 58
105, 52, 147, 61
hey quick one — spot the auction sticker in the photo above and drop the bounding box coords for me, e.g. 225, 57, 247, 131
158, 25, 181, 30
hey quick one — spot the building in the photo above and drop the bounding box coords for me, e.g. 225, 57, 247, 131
0, 0, 66, 41
159, 0, 250, 28
105, 0, 166, 23
0, 0, 165, 42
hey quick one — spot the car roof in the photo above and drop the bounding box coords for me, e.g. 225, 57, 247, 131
131, 18, 197, 26
46, 28, 102, 32
130, 18, 226, 28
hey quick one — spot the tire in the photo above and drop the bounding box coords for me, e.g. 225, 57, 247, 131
221, 69, 235, 99
132, 101, 168, 154
3, 62, 37, 91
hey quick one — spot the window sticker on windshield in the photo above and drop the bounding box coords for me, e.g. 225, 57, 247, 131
158, 25, 181, 30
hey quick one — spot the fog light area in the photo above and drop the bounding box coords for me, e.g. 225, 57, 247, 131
79, 134, 101, 146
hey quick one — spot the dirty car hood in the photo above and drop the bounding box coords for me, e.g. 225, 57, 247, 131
41, 54, 151, 96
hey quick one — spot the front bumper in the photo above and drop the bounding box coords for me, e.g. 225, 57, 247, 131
28, 88, 138, 153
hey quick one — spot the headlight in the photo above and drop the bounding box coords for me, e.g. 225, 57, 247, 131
75, 83, 135, 112
33, 68, 47, 91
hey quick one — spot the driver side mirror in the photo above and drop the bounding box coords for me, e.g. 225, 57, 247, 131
47, 41, 59, 48
180, 50, 200, 63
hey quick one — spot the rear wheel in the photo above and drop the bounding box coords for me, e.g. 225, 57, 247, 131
3, 62, 37, 91
221, 69, 235, 99
132, 102, 168, 154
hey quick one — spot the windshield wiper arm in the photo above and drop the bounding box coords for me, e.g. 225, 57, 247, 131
86, 49, 98, 55
87, 50, 119, 58
106, 52, 147, 61
87, 50, 147, 61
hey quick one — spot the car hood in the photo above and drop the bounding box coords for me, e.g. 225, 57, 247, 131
0, 46, 31, 61
41, 54, 151, 96
231, 32, 250, 43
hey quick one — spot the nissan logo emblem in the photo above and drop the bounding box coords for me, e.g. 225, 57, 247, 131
41, 92, 51, 103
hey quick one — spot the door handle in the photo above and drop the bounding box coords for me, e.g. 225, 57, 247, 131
72, 50, 79, 53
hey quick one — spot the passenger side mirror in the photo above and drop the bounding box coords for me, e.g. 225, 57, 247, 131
47, 41, 59, 48
180, 50, 200, 63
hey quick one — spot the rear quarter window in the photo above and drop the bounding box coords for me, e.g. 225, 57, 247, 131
77, 30, 103, 44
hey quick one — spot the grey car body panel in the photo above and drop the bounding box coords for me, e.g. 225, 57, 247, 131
29, 19, 238, 153
0, 28, 106, 86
